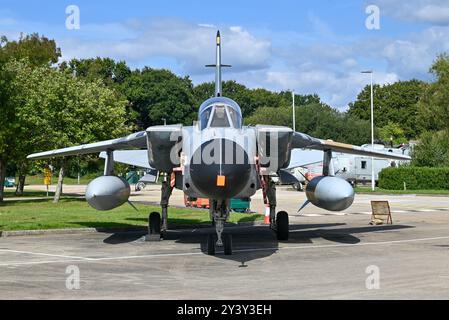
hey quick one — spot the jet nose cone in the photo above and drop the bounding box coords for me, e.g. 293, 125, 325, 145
189, 139, 251, 199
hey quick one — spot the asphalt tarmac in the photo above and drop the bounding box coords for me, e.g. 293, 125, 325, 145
1, 186, 449, 299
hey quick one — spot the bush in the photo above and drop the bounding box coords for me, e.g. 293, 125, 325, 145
378, 167, 449, 190
411, 130, 449, 167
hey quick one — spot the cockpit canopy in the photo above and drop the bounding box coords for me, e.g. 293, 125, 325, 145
198, 97, 243, 130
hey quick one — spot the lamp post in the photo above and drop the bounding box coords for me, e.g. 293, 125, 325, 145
292, 90, 296, 132
361, 70, 375, 191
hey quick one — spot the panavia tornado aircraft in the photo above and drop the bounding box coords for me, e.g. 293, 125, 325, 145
28, 31, 410, 255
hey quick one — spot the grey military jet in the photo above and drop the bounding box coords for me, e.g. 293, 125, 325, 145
28, 31, 410, 255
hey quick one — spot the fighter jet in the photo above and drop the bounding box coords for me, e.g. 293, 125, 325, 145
28, 31, 410, 255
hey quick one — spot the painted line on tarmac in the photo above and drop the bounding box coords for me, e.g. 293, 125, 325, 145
1, 235, 449, 267
0, 259, 89, 267
0, 249, 95, 261
235, 235, 449, 254
300, 208, 449, 217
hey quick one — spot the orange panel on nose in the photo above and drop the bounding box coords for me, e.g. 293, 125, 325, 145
216, 175, 226, 187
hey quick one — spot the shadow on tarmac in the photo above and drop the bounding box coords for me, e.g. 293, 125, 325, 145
100, 222, 414, 265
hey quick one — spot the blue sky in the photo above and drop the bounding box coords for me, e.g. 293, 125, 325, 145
2, 0, 449, 109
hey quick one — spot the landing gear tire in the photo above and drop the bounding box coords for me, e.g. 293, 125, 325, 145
223, 234, 233, 255
135, 182, 146, 191
145, 212, 162, 241
293, 182, 303, 191
276, 211, 289, 241
150, 211, 161, 233
207, 234, 216, 256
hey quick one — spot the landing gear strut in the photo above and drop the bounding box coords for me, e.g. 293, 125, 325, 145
146, 176, 173, 241
263, 176, 289, 240
207, 199, 233, 255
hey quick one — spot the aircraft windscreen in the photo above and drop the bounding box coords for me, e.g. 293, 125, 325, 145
200, 106, 212, 129
210, 105, 230, 127
199, 100, 242, 129
227, 106, 240, 128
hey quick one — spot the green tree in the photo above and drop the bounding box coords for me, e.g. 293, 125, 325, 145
121, 67, 196, 129
194, 81, 257, 116
417, 54, 449, 132
295, 103, 374, 145
60, 58, 136, 126
348, 80, 424, 139
1, 33, 61, 67
193, 81, 321, 118
61, 57, 131, 85
278, 91, 321, 106
5, 60, 130, 202
244, 106, 293, 127
0, 33, 61, 200
411, 130, 449, 167
379, 122, 407, 146
246, 102, 374, 146
0, 59, 15, 201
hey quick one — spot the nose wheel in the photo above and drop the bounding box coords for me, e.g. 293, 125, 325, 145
223, 234, 233, 255
207, 233, 232, 256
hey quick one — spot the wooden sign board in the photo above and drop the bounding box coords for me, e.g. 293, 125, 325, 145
370, 201, 393, 225
44, 168, 52, 186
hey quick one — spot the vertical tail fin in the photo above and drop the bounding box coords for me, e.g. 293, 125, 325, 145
206, 30, 231, 97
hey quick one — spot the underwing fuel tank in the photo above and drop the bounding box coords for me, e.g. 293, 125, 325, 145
305, 176, 355, 211
85, 176, 130, 211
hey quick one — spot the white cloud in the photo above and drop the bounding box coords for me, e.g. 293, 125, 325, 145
262, 69, 398, 109
380, 26, 449, 78
2, 9, 449, 111
197, 23, 216, 29
415, 5, 449, 24
57, 18, 271, 74
374, 0, 449, 25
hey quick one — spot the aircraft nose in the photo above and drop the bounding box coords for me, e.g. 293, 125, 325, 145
189, 139, 251, 199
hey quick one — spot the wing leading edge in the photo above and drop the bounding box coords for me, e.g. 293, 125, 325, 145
291, 132, 411, 161
27, 131, 147, 160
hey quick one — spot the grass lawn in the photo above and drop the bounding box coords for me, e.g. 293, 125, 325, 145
354, 187, 449, 195
0, 197, 263, 231
22, 174, 162, 186
23, 174, 93, 186
3, 188, 56, 198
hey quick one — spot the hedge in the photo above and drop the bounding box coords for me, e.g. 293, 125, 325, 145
378, 167, 449, 190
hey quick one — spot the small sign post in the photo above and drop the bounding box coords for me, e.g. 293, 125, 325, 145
44, 167, 52, 197
370, 201, 393, 225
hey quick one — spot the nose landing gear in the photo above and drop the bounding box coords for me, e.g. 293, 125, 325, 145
206, 200, 233, 256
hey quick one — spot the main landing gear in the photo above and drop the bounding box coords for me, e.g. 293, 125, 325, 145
275, 211, 289, 241
264, 177, 289, 241
146, 179, 173, 241
206, 199, 233, 256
